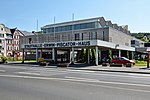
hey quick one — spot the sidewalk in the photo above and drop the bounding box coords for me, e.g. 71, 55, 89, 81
5, 62, 150, 74
68, 65, 150, 74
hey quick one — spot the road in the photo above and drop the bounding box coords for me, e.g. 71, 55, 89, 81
0, 64, 150, 100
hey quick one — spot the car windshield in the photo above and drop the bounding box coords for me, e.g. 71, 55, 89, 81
122, 57, 129, 60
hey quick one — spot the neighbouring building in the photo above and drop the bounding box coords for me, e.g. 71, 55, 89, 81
0, 24, 34, 58
20, 17, 145, 65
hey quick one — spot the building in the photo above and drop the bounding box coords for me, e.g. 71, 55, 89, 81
20, 17, 144, 65
0, 24, 12, 56
0, 24, 34, 58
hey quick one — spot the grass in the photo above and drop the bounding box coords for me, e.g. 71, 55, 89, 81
8, 60, 36, 63
134, 60, 147, 66
135, 63, 147, 66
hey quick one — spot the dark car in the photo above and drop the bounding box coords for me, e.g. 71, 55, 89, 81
111, 57, 135, 66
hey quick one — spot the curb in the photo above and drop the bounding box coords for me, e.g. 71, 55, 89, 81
67, 68, 150, 74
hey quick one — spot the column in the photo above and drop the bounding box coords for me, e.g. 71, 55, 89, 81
127, 51, 129, 59
71, 47, 75, 64
52, 48, 55, 62
36, 48, 38, 63
119, 50, 121, 57
109, 49, 112, 59
67, 49, 70, 62
22, 49, 24, 64
131, 51, 134, 59
40, 49, 42, 58
55, 49, 57, 63
87, 48, 90, 64
99, 49, 101, 63
95, 46, 98, 66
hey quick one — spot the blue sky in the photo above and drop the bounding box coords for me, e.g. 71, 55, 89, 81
0, 0, 150, 33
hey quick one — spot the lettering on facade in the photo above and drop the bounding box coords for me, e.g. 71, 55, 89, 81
24, 44, 42, 48
24, 41, 90, 48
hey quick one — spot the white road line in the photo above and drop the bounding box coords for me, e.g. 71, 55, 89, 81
45, 69, 150, 79
65, 76, 99, 82
0, 66, 27, 69
67, 70, 95, 73
127, 73, 150, 77
0, 70, 6, 72
17, 72, 40, 75
72, 71, 150, 79
0, 74, 150, 93
45, 69, 95, 74
65, 76, 150, 87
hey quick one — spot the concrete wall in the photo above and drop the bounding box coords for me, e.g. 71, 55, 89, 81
109, 27, 133, 46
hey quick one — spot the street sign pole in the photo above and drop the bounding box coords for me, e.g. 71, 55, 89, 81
146, 47, 150, 68
147, 52, 149, 68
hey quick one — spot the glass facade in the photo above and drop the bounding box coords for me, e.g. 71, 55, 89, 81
43, 22, 97, 34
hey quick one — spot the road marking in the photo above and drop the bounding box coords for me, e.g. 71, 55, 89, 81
127, 73, 150, 77
65, 76, 99, 82
0, 66, 27, 70
67, 70, 95, 73
65, 76, 150, 87
1, 74, 150, 93
0, 70, 6, 72
75, 72, 150, 79
17, 72, 40, 75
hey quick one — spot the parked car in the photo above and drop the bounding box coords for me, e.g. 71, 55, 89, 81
111, 57, 135, 66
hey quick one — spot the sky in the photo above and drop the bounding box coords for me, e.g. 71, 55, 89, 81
0, 0, 150, 33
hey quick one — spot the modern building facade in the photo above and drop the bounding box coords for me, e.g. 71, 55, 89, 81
20, 17, 144, 65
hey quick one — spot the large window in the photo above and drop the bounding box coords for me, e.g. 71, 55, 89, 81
44, 22, 96, 34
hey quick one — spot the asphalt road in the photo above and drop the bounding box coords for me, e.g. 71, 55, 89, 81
0, 64, 150, 100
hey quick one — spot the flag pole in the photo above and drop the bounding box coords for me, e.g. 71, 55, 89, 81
72, 13, 74, 41
54, 16, 56, 41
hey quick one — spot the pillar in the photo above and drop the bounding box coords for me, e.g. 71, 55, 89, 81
36, 48, 38, 63
67, 49, 70, 62
52, 48, 55, 62
71, 47, 75, 64
127, 51, 129, 59
87, 48, 90, 64
55, 49, 57, 63
119, 50, 121, 57
109, 49, 112, 59
131, 51, 134, 59
40, 49, 42, 58
95, 46, 98, 66
99, 49, 101, 63
22, 49, 24, 64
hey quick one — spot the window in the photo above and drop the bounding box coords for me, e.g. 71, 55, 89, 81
0, 34, 4, 38
81, 33, 83, 40
7, 46, 9, 50
75, 33, 80, 41
29, 38, 32, 44
89, 32, 95, 40
102, 31, 105, 41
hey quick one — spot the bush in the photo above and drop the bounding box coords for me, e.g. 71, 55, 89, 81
38, 58, 44, 63
17, 57, 22, 61
1, 56, 7, 63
